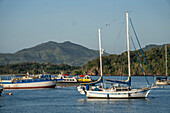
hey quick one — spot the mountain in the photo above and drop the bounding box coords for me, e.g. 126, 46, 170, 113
0, 41, 108, 66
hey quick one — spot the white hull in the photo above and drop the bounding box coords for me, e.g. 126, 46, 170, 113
2, 80, 56, 89
156, 81, 168, 85
86, 88, 150, 99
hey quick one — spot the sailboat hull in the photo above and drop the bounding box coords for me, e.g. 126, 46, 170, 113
156, 81, 168, 85
86, 88, 150, 99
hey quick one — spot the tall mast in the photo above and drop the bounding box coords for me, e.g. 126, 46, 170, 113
165, 44, 168, 77
126, 12, 131, 80
98, 29, 103, 87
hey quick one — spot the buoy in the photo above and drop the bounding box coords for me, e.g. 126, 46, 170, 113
8, 92, 12, 95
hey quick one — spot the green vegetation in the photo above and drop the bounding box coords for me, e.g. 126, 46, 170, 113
81, 44, 170, 76
0, 44, 169, 76
0, 62, 81, 75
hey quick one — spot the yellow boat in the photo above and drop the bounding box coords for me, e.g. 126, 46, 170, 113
78, 75, 92, 82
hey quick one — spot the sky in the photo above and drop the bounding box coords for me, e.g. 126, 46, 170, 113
0, 0, 170, 54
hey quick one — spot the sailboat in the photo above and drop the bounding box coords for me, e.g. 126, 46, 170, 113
77, 12, 151, 99
156, 44, 169, 85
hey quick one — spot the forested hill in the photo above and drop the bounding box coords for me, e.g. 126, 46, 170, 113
82, 44, 170, 75
0, 44, 169, 75
0, 41, 108, 66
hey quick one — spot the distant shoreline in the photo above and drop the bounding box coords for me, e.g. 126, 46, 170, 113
0, 74, 168, 76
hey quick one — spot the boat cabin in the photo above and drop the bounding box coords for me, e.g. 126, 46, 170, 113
114, 86, 130, 91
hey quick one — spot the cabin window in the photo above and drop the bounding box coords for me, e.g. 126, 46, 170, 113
116, 89, 121, 91
122, 89, 128, 91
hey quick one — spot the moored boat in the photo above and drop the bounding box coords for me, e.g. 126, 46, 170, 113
78, 75, 92, 82
156, 44, 169, 85
1, 74, 56, 89
53, 74, 77, 83
156, 77, 168, 85
77, 12, 153, 99
53, 74, 94, 87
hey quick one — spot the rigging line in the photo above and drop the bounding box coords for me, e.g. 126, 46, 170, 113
112, 17, 125, 53
100, 14, 124, 29
113, 20, 125, 53
117, 18, 125, 39
114, 14, 124, 22
130, 35, 150, 85
129, 17, 155, 84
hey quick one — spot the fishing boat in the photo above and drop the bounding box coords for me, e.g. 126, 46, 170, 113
77, 12, 152, 99
156, 44, 169, 85
1, 74, 56, 89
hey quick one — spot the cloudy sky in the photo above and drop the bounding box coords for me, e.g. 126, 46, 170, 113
0, 0, 170, 54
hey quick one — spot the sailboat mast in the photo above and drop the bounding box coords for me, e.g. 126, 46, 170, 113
165, 44, 168, 77
98, 29, 103, 87
126, 12, 131, 79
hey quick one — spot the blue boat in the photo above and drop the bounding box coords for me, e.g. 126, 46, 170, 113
1, 74, 56, 89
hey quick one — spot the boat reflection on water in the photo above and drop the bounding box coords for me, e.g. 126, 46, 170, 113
56, 83, 80, 87
78, 98, 150, 103
77, 98, 150, 113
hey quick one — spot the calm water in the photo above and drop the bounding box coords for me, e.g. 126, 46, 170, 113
0, 76, 170, 113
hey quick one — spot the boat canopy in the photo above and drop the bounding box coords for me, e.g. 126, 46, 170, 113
105, 76, 131, 86
63, 74, 68, 76
80, 76, 103, 85
79, 75, 85, 77
156, 76, 167, 80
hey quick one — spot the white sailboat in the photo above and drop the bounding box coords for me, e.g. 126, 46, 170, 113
156, 44, 169, 85
77, 12, 151, 99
